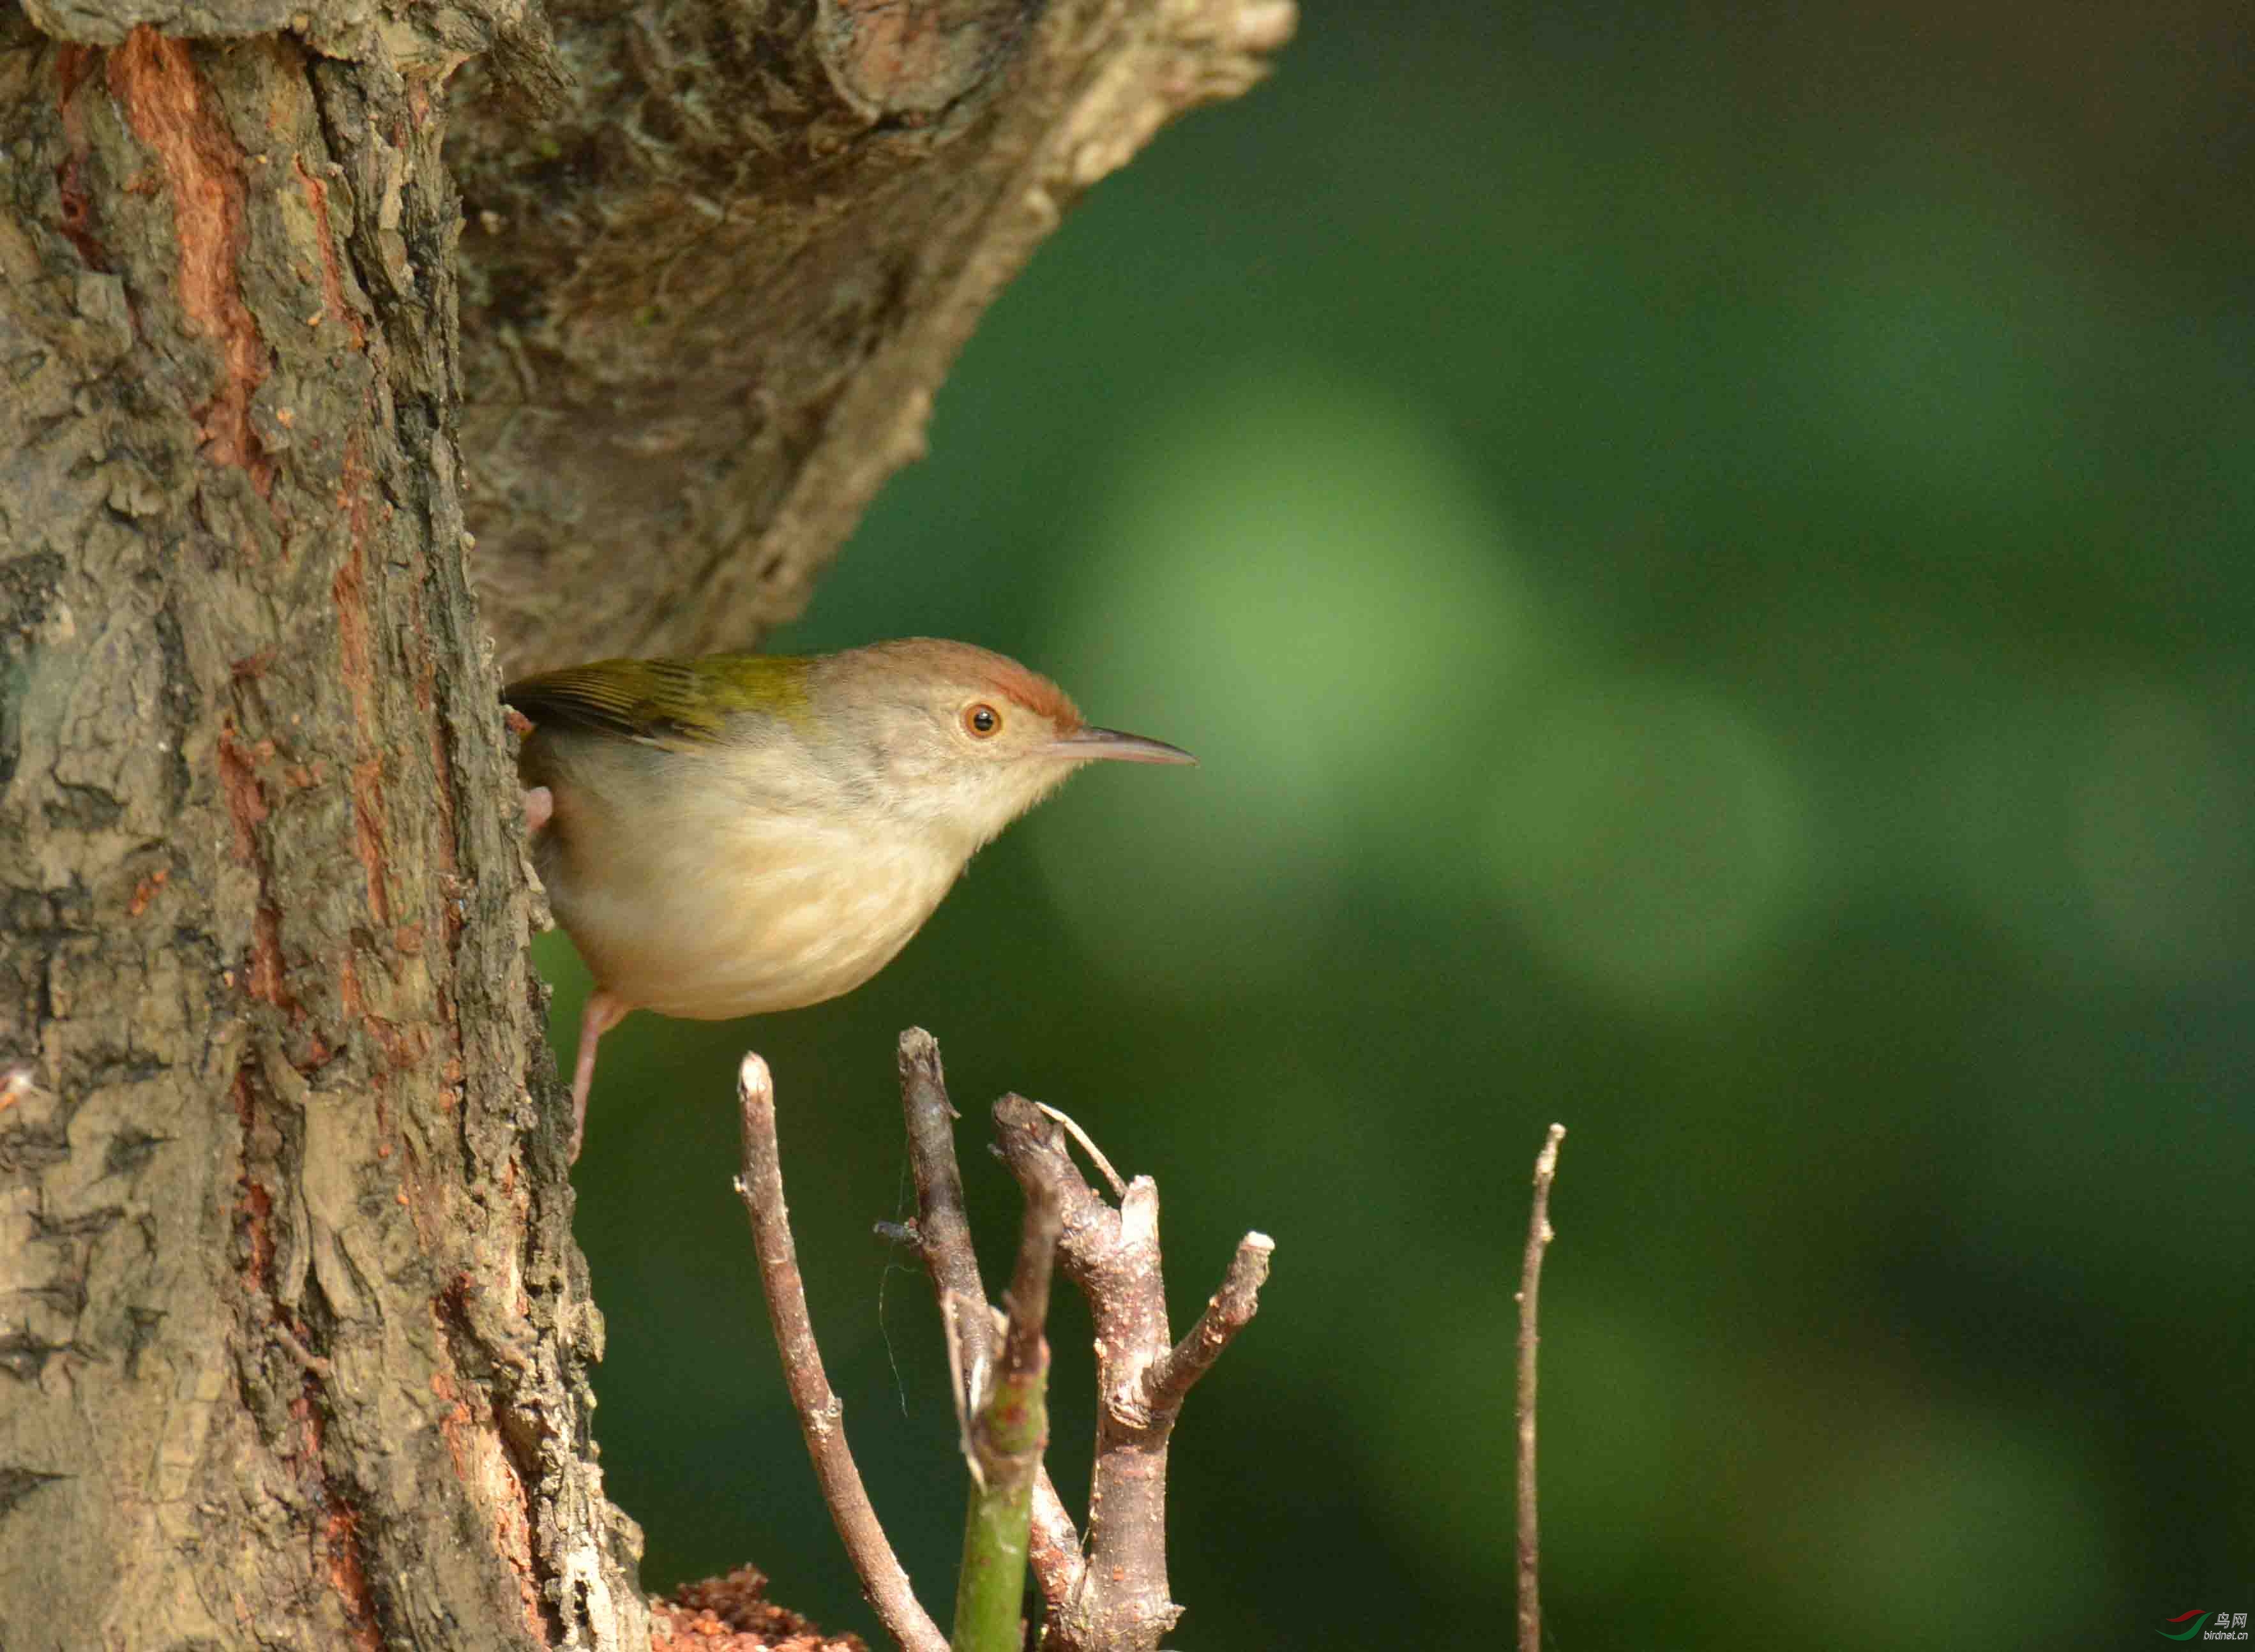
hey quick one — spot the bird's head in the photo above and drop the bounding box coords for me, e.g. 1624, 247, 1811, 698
810, 638, 1195, 850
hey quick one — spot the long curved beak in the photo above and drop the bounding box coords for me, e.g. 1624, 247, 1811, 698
1049, 726, 1197, 765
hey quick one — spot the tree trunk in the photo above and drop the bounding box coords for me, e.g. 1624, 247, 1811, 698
0, 1, 1286, 1646
1, 8, 637, 1646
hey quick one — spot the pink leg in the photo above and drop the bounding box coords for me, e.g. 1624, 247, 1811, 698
569, 989, 628, 1162
523, 786, 554, 832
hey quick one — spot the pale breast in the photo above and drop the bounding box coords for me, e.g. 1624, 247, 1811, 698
531, 735, 969, 1021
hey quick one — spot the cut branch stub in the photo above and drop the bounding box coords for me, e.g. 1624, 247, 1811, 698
989, 1092, 1272, 1652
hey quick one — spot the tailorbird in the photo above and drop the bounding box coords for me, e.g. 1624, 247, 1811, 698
504, 638, 1193, 1156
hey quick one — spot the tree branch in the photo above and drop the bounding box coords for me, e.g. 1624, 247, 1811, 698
1515, 1123, 1566, 1652
734, 1054, 947, 1652
892, 1028, 1086, 1609
1141, 1229, 1274, 1423
990, 1093, 1271, 1652
448, 0, 1298, 675
897, 1027, 996, 1384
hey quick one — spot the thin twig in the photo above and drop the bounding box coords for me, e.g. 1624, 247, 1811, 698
898, 1029, 996, 1388
996, 1172, 1061, 1396
992, 1097, 1189, 1651
733, 1054, 946, 1652
1036, 1100, 1128, 1199
1140, 1230, 1275, 1422
940, 1291, 981, 1478
893, 1031, 1087, 1610
1515, 1123, 1566, 1652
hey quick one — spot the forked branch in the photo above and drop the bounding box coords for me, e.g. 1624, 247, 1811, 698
738, 1034, 1273, 1652
896, 1031, 1086, 1600
988, 1093, 1272, 1652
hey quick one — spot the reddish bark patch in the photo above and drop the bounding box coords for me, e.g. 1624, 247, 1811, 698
291, 156, 366, 350
321, 1502, 385, 1652
339, 955, 414, 1072
54, 156, 105, 269
349, 757, 391, 927
245, 905, 291, 1012
124, 866, 169, 917
105, 27, 273, 493
53, 47, 109, 268
217, 726, 269, 860
231, 1067, 276, 1287
55, 42, 97, 104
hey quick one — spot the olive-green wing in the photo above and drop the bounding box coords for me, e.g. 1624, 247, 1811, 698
502, 654, 810, 748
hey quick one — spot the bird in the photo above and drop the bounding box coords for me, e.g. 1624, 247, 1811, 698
503, 637, 1194, 1157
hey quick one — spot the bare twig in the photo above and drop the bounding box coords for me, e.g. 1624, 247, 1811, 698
995, 1171, 1061, 1404
989, 1093, 1273, 1652
953, 1158, 1063, 1652
897, 1028, 996, 1386
1515, 1123, 1566, 1652
889, 1034, 1271, 1651
1025, 1485, 1083, 1613
893, 1030, 1087, 1610
940, 1292, 982, 1475
1036, 1100, 1129, 1199
1141, 1230, 1275, 1422
733, 1055, 946, 1652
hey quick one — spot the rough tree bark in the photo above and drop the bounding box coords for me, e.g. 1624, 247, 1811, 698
0, 1, 1287, 1648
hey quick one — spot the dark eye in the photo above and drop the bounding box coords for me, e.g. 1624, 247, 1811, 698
963, 703, 1002, 738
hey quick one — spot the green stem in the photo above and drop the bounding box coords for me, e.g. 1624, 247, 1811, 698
951, 1349, 1048, 1652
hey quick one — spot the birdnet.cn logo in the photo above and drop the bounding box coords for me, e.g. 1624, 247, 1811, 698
2160, 1611, 2250, 1641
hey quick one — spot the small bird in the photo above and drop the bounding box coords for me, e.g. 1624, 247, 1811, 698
504, 638, 1194, 1157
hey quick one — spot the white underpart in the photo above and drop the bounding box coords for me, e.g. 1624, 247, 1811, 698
550, 797, 967, 1021
531, 725, 1041, 1021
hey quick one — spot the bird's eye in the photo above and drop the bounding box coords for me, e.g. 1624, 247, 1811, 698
963, 703, 1002, 739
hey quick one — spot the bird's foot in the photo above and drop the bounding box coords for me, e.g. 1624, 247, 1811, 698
568, 989, 628, 1162
523, 786, 554, 833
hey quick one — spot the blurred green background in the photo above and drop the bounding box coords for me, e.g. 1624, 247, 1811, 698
539, 3, 2255, 1646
